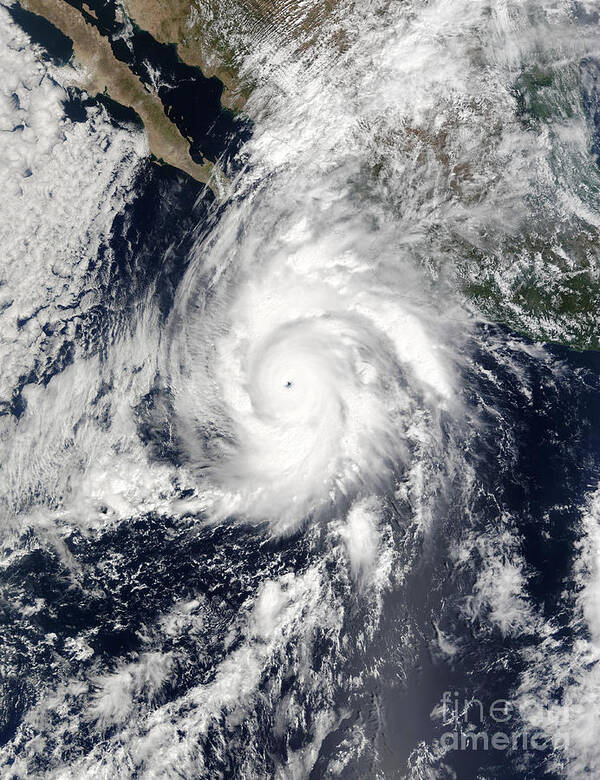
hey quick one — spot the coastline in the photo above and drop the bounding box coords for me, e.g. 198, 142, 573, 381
16, 0, 228, 191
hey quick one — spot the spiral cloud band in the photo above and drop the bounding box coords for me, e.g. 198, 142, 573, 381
167, 166, 455, 530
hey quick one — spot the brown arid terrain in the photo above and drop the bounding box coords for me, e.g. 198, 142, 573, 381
122, 0, 245, 110
121, 0, 342, 106
16, 0, 341, 190
21, 0, 220, 186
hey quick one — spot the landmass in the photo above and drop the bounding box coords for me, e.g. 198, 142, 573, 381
19, 0, 223, 189
9, 0, 600, 350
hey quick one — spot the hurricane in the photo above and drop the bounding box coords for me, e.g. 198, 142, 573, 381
2, 0, 600, 777
166, 187, 456, 529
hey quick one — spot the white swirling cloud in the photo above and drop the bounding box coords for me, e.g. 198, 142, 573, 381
167, 177, 455, 529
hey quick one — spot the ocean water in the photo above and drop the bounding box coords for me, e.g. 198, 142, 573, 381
2, 0, 600, 777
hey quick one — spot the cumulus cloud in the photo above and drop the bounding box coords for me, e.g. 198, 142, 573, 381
516, 487, 600, 778
0, 5, 145, 412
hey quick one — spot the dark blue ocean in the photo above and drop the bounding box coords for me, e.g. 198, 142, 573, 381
4, 3, 600, 777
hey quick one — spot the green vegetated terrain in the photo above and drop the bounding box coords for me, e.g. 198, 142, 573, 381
460, 62, 600, 350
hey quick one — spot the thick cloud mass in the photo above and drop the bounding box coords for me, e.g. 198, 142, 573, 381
168, 196, 453, 528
